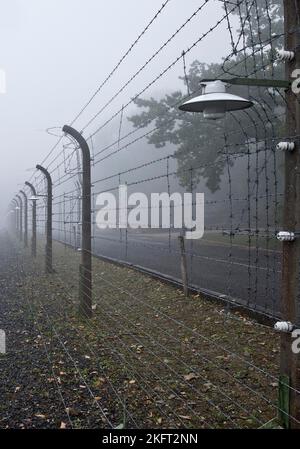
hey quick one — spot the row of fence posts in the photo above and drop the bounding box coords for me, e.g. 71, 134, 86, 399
9, 126, 92, 319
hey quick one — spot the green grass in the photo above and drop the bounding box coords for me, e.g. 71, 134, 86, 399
200, 232, 281, 251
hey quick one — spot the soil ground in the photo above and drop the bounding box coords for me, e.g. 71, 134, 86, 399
0, 231, 281, 429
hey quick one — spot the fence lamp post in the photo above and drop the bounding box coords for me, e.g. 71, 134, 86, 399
178, 78, 291, 119
9, 209, 15, 230
11, 199, 19, 233
15, 194, 23, 243
179, 72, 299, 428
25, 181, 38, 258
20, 190, 28, 248
9, 201, 15, 231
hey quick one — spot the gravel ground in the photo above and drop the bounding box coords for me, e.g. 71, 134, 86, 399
0, 232, 281, 429
0, 232, 66, 428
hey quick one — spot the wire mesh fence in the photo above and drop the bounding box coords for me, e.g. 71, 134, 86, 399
33, 0, 289, 319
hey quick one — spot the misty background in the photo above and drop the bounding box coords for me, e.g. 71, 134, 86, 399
0, 0, 235, 223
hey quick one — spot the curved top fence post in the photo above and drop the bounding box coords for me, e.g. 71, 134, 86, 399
36, 164, 53, 273
62, 125, 92, 318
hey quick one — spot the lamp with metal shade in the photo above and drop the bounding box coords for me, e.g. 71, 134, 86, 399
178, 80, 253, 119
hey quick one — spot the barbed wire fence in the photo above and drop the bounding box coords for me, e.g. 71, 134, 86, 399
7, 0, 300, 429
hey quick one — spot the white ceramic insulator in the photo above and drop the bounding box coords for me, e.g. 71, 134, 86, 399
274, 321, 294, 333
276, 231, 295, 242
277, 49, 295, 61
276, 141, 295, 152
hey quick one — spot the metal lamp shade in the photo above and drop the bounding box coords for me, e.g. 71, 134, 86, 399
179, 80, 253, 119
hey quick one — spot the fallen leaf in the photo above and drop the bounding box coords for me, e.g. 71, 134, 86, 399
184, 373, 198, 382
66, 407, 80, 417
179, 415, 192, 420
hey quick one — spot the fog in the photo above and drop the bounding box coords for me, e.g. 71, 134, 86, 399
0, 0, 237, 225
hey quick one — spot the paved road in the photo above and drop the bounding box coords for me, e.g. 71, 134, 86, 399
90, 229, 282, 318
